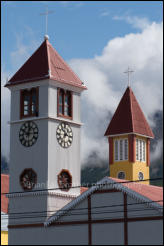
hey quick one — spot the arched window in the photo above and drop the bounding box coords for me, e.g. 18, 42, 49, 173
57, 88, 72, 118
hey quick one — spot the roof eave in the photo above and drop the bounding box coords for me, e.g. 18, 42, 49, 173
4, 75, 50, 88
50, 76, 87, 90
44, 176, 162, 227
105, 132, 154, 139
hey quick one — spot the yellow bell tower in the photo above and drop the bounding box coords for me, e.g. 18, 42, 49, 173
104, 86, 154, 184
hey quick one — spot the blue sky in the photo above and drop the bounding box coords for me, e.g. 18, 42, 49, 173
2, 1, 163, 71
1, 1, 163, 168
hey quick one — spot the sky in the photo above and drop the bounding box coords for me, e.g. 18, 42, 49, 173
1, 1, 163, 166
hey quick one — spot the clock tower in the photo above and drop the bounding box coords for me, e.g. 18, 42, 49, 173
5, 36, 87, 226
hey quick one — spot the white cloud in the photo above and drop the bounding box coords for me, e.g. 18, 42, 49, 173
100, 11, 110, 17
113, 15, 150, 30
1, 69, 11, 160
69, 21, 163, 165
1, 29, 40, 160
151, 140, 163, 163
10, 30, 39, 73
60, 1, 84, 8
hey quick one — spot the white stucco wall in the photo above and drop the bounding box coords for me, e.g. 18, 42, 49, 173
8, 79, 82, 227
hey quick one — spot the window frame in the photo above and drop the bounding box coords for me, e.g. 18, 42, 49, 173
20, 87, 39, 119
57, 169, 72, 192
138, 171, 144, 181
117, 171, 126, 180
136, 138, 146, 162
57, 88, 73, 120
114, 138, 129, 162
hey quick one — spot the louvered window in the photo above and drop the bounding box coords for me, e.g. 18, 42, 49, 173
124, 139, 128, 160
115, 140, 118, 161
136, 138, 146, 162
114, 138, 128, 161
120, 140, 123, 160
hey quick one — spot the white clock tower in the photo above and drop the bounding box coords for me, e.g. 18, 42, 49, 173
5, 36, 87, 226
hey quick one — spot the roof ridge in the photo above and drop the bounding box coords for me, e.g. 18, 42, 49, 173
48, 42, 83, 84
129, 87, 134, 132
46, 40, 51, 77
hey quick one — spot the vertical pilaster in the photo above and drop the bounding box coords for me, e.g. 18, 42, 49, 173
128, 134, 136, 162
147, 138, 150, 166
108, 137, 113, 165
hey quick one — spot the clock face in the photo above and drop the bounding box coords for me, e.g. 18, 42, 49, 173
56, 122, 73, 148
20, 169, 37, 191
58, 170, 72, 191
19, 121, 38, 147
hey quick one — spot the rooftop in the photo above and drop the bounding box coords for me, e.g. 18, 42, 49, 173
5, 39, 87, 90
104, 86, 154, 138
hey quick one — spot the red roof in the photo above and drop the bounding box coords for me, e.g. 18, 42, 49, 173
1, 174, 9, 214
105, 86, 154, 138
80, 187, 88, 194
110, 177, 163, 206
6, 38, 87, 90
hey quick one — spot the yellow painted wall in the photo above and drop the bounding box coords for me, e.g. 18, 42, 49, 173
1, 231, 8, 245
110, 161, 133, 180
132, 162, 149, 184
110, 135, 149, 184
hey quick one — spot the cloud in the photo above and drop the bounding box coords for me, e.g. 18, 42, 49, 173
113, 15, 150, 30
151, 140, 163, 163
60, 1, 84, 8
10, 29, 39, 73
100, 11, 110, 17
1, 28, 40, 160
69, 21, 163, 165
150, 139, 163, 177
1, 69, 11, 160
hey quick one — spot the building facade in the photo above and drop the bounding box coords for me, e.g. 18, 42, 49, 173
8, 177, 163, 245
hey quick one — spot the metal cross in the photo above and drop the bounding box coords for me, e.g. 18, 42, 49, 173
124, 67, 134, 87
40, 7, 54, 36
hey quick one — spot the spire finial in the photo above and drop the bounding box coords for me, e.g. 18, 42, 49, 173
40, 7, 54, 39
124, 67, 134, 87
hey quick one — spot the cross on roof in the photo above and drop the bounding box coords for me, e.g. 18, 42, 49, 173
124, 67, 134, 87
40, 7, 54, 37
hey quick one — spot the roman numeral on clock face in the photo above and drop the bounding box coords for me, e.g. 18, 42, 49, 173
19, 121, 38, 147
56, 122, 73, 148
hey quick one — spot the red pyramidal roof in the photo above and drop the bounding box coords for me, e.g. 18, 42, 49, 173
105, 86, 154, 138
6, 38, 86, 89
